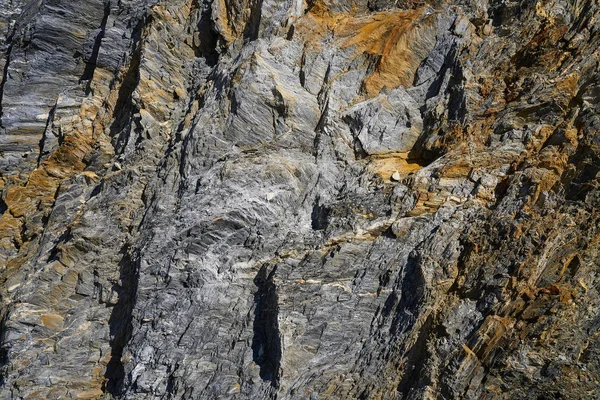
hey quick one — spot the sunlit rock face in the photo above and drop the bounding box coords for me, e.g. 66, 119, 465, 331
1, 0, 599, 398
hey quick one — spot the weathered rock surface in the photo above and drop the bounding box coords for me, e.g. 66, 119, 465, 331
0, 0, 599, 398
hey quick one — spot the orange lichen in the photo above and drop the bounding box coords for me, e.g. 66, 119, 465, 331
471, 315, 515, 362
213, 0, 261, 44
40, 313, 65, 330
338, 9, 436, 96
368, 153, 424, 182
0, 130, 94, 230
0, 213, 23, 251
295, 3, 437, 97
75, 389, 105, 400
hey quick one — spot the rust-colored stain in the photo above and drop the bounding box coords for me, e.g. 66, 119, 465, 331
296, 3, 437, 97
40, 313, 64, 330
368, 153, 424, 182
338, 9, 436, 96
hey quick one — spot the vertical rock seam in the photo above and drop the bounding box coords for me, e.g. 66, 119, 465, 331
1, 0, 600, 399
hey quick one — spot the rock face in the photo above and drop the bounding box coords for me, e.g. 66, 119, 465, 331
1, 0, 600, 398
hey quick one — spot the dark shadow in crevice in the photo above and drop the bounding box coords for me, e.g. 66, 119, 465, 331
243, 0, 264, 41
564, 145, 600, 202
109, 18, 146, 155
0, 27, 16, 130
409, 43, 465, 164
251, 264, 282, 388
396, 313, 434, 396
193, 0, 219, 66
103, 246, 139, 396
80, 1, 111, 94
37, 102, 58, 166
0, 196, 7, 216
390, 252, 426, 335
46, 228, 73, 264
311, 197, 331, 231
0, 312, 9, 386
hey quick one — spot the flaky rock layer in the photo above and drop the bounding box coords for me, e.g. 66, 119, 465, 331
1, 0, 600, 399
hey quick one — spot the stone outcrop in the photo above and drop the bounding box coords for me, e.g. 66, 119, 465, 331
0, 0, 599, 398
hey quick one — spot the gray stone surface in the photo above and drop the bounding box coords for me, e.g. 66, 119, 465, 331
0, 0, 599, 399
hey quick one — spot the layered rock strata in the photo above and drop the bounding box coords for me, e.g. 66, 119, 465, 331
0, 0, 599, 398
